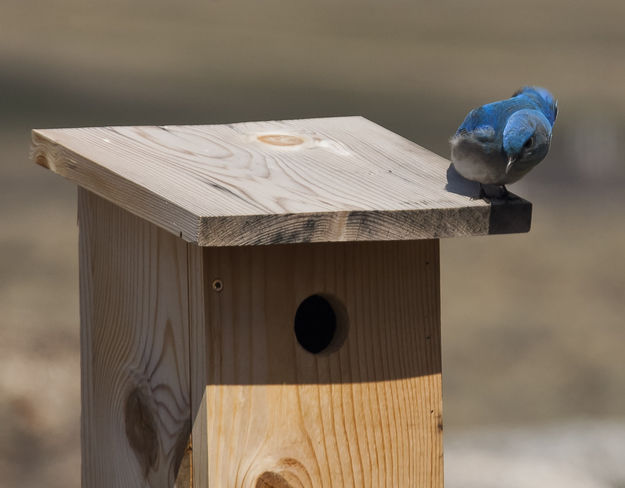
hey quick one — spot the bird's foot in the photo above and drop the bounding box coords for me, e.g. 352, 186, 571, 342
477, 184, 510, 200
468, 184, 487, 200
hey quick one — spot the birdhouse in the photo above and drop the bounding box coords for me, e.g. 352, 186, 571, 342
31, 116, 531, 487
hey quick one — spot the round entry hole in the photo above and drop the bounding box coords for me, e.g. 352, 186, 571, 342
294, 294, 347, 354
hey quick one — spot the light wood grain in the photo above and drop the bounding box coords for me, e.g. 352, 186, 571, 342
79, 189, 192, 487
193, 240, 443, 487
78, 189, 443, 486
32, 117, 530, 246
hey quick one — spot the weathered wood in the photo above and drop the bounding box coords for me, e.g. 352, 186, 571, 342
32, 117, 531, 246
78, 188, 192, 487
192, 239, 443, 486
188, 243, 209, 488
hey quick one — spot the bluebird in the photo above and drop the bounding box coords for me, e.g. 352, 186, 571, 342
450, 86, 557, 197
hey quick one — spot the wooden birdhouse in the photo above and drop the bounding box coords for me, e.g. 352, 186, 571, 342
31, 116, 530, 487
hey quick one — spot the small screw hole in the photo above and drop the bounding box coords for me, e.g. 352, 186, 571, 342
212, 279, 223, 292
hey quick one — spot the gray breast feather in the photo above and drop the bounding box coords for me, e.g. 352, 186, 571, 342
450, 131, 510, 185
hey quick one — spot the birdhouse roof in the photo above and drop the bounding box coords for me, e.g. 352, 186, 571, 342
31, 116, 530, 246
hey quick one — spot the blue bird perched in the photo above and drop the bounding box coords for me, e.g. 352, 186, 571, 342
450, 86, 558, 198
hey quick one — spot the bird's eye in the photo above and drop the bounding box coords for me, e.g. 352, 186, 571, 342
524, 136, 534, 149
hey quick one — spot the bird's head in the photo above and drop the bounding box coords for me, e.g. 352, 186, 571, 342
503, 109, 552, 177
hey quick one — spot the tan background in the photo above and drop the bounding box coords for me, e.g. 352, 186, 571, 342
1, 1, 624, 486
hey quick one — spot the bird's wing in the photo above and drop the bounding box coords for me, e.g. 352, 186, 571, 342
512, 87, 558, 126
471, 125, 496, 142
457, 96, 547, 138
456, 107, 493, 135
456, 105, 498, 140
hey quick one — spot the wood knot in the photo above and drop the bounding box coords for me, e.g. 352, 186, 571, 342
125, 387, 159, 477
257, 134, 305, 146
255, 458, 310, 488
255, 471, 292, 488
35, 154, 50, 169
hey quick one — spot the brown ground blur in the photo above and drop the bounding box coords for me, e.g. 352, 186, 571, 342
1, 1, 624, 486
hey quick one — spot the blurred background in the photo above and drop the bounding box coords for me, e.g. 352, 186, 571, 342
1, 1, 624, 486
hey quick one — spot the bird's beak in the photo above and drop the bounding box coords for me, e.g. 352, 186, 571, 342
505, 156, 516, 175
